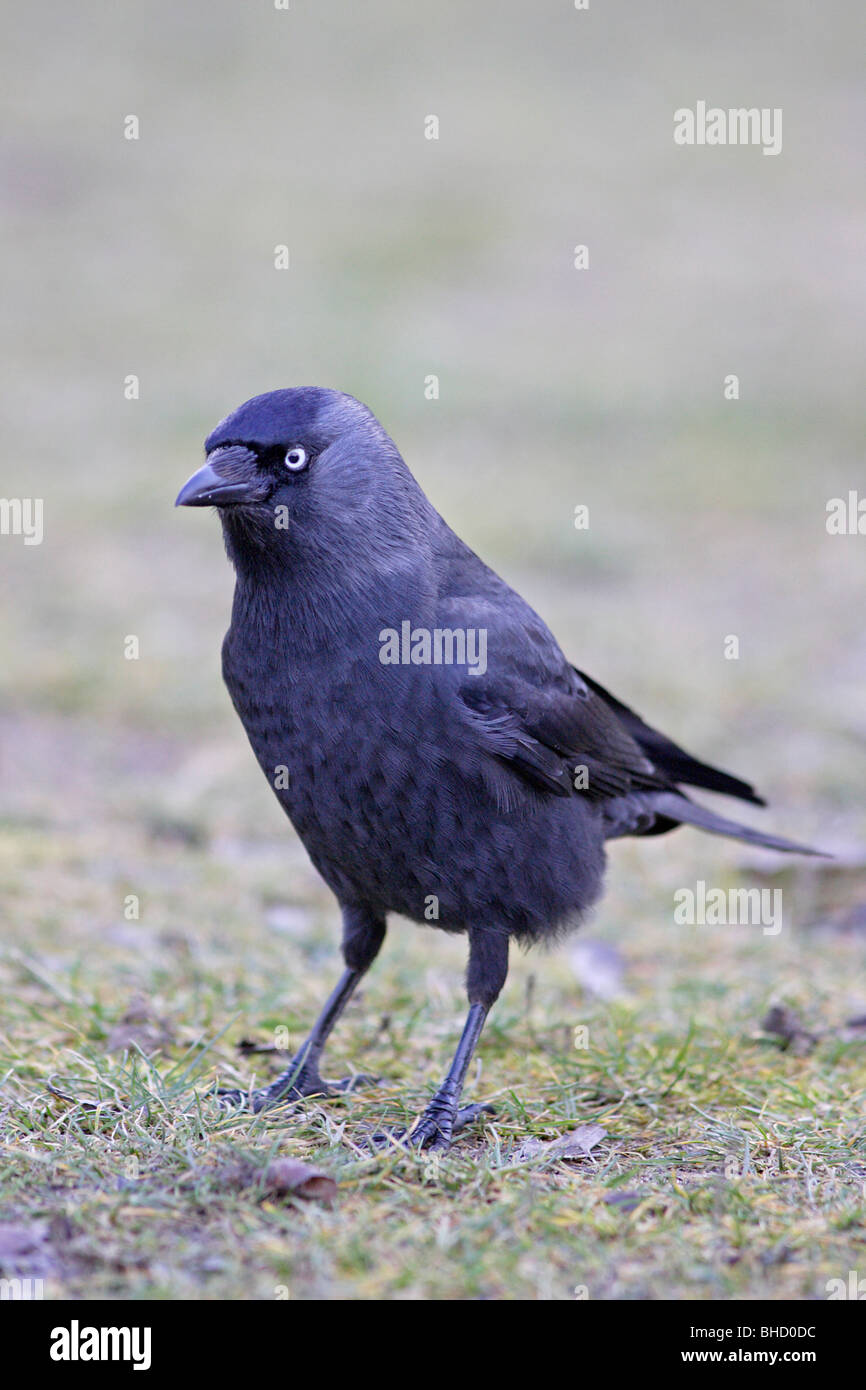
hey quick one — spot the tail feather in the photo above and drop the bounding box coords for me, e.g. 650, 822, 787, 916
651, 792, 827, 857
575, 668, 766, 806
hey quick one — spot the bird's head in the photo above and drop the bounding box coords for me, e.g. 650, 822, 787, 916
176, 387, 437, 580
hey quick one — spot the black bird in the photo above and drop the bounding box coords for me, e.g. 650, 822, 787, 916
176, 388, 818, 1149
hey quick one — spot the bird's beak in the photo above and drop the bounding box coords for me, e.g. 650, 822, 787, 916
175, 447, 261, 508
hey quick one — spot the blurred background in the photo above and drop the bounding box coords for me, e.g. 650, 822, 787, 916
2, 0, 863, 807
0, 0, 864, 1299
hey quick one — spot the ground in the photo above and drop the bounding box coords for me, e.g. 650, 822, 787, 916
1, 0, 864, 1301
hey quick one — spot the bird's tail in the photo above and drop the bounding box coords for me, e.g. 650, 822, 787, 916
651, 791, 827, 857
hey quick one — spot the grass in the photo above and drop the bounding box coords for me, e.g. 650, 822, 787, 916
1, 786, 865, 1300
1, 0, 865, 1301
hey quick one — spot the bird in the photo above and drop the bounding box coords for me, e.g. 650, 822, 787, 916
175, 387, 819, 1150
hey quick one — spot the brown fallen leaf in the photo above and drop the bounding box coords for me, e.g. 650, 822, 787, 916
235, 1036, 281, 1056
510, 1123, 607, 1164
261, 1158, 337, 1202
105, 994, 174, 1055
0, 1223, 48, 1259
761, 1004, 818, 1055
212, 1158, 337, 1203
603, 1190, 644, 1213
0, 1222, 60, 1279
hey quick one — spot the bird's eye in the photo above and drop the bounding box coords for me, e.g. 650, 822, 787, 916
284, 446, 308, 472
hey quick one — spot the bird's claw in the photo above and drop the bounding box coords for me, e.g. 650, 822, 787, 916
214, 1079, 327, 1113
217, 1070, 378, 1113
330, 1072, 380, 1093
368, 1101, 494, 1153
452, 1101, 496, 1134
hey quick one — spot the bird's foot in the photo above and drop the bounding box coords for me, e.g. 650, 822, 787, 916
370, 1101, 494, 1153
218, 1069, 378, 1114
329, 1072, 379, 1093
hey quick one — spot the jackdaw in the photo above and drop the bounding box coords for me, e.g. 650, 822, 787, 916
176, 387, 817, 1149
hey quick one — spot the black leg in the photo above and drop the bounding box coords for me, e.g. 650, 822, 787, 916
257, 966, 365, 1107
222, 904, 385, 1112
407, 926, 509, 1151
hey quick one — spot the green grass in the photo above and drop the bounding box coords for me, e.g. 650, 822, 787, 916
1, 791, 865, 1300
1, 0, 865, 1301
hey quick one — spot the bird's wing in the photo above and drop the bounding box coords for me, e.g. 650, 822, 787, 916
431, 546, 819, 854
436, 588, 666, 803
574, 668, 765, 806
458, 662, 665, 802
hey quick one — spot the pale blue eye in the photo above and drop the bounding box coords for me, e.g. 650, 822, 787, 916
284, 446, 308, 472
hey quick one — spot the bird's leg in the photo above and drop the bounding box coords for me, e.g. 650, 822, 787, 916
221, 906, 385, 1112
406, 927, 509, 1151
